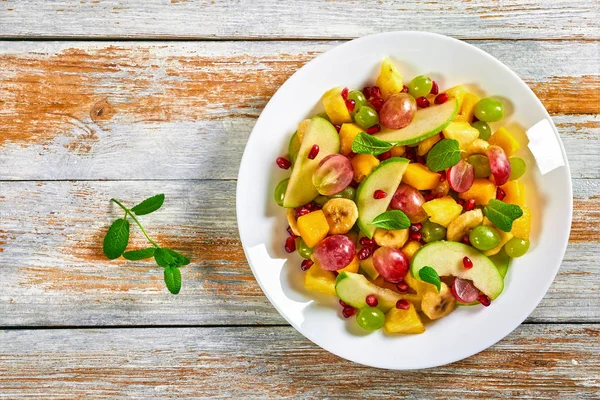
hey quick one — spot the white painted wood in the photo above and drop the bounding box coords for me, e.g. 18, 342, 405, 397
0, 0, 597, 40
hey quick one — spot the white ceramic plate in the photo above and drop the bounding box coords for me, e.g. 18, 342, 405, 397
236, 32, 572, 369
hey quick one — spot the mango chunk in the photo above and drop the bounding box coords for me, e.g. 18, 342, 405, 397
459, 92, 480, 123
459, 178, 496, 205
443, 121, 479, 149
390, 145, 406, 157
297, 210, 329, 248
401, 240, 423, 261
489, 127, 520, 157
339, 123, 363, 156
511, 206, 531, 240
304, 263, 337, 296
402, 163, 440, 190
351, 154, 380, 183
322, 86, 352, 125
500, 180, 525, 207
422, 196, 463, 227
339, 256, 360, 273
384, 304, 425, 334
376, 57, 404, 100
417, 133, 442, 156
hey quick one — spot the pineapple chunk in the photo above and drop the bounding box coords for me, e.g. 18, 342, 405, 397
339, 123, 363, 156
339, 256, 360, 273
351, 154, 380, 183
402, 163, 440, 190
459, 92, 480, 123
390, 145, 406, 157
500, 180, 525, 207
384, 304, 425, 334
322, 86, 352, 125
401, 240, 422, 260
404, 271, 434, 295
511, 206, 531, 240
466, 138, 491, 156
459, 178, 496, 205
445, 85, 469, 112
304, 263, 337, 296
489, 127, 520, 157
376, 57, 404, 100
297, 210, 329, 248
422, 196, 463, 227
443, 121, 480, 149
417, 133, 442, 156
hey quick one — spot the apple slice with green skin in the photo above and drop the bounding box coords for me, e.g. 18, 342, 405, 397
489, 249, 510, 279
288, 131, 300, 164
356, 157, 409, 238
373, 98, 458, 145
411, 241, 504, 299
336, 271, 401, 312
283, 117, 340, 208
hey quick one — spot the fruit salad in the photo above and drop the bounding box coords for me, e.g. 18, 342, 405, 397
273, 57, 532, 334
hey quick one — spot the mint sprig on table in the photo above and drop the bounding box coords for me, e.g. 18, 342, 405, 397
372, 210, 411, 230
351, 132, 393, 156
484, 199, 523, 232
418, 266, 441, 292
426, 138, 462, 172
102, 194, 190, 294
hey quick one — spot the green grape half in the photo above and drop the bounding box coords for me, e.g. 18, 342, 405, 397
504, 237, 530, 258
356, 307, 385, 331
274, 178, 289, 206
469, 226, 501, 251
509, 157, 526, 180
474, 98, 504, 122
407, 75, 433, 98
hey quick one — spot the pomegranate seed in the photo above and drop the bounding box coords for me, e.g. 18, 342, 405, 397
358, 246, 372, 260
339, 299, 348, 307
464, 199, 476, 211
345, 99, 356, 112
457, 198, 466, 207
439, 170, 447, 182
308, 144, 319, 159
431, 81, 439, 95
276, 157, 291, 169
362, 86, 373, 98
370, 86, 381, 98
416, 97, 430, 108
301, 259, 314, 271
396, 281, 409, 293
284, 236, 296, 253
377, 151, 391, 161
410, 223, 422, 232
349, 180, 360, 188
342, 306, 356, 318
461, 235, 471, 245
396, 299, 410, 310
410, 231, 422, 241
371, 97, 384, 111
463, 256, 473, 269
287, 226, 299, 238
435, 193, 444, 199
424, 193, 435, 201
341, 87, 349, 100
373, 190, 387, 199
359, 237, 375, 246
366, 124, 381, 134
416, 155, 426, 165
478, 294, 491, 307
401, 85, 409, 93
496, 187, 506, 201
334, 124, 341, 133
348, 151, 357, 159
434, 93, 449, 105
365, 294, 378, 307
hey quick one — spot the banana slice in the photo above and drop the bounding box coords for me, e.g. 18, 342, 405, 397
286, 208, 301, 236
421, 282, 456, 320
446, 209, 484, 242
322, 198, 358, 235
373, 228, 409, 248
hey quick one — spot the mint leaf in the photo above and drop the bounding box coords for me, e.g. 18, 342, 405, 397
131, 194, 165, 216
164, 266, 182, 294
484, 199, 523, 232
351, 132, 393, 156
123, 247, 156, 261
154, 247, 177, 268
371, 210, 410, 230
165, 249, 191, 266
418, 266, 441, 292
426, 139, 461, 172
103, 218, 130, 260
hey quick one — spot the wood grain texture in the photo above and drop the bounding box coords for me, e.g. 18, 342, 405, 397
0, 41, 598, 180
0, 325, 598, 399
0, 0, 598, 40
0, 179, 597, 326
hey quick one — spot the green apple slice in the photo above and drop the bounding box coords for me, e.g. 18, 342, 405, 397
288, 131, 300, 164
373, 98, 458, 145
411, 241, 504, 299
336, 271, 401, 312
355, 157, 409, 238
283, 117, 340, 208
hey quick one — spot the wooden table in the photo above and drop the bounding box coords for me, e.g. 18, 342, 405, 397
0, 1, 598, 398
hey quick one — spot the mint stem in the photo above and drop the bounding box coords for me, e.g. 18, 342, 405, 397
111, 198, 160, 248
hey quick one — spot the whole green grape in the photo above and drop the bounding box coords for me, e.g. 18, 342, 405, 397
297, 238, 314, 260
504, 237, 530, 258
354, 106, 379, 129
274, 178, 289, 206
469, 226, 501, 251
467, 154, 492, 178
509, 157, 526, 180
474, 98, 504, 122
422, 220, 447, 243
356, 307, 385, 331
472, 121, 492, 140
331, 186, 356, 201
408, 75, 433, 98
347, 90, 367, 114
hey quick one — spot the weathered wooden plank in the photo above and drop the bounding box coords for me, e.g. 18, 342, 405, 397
0, 41, 598, 180
0, 179, 597, 326
0, 0, 598, 40
0, 325, 597, 399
